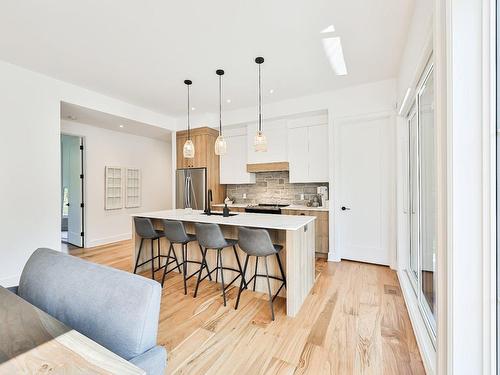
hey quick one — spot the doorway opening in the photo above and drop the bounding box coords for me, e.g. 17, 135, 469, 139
61, 134, 84, 250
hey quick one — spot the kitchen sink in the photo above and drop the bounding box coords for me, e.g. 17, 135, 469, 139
200, 212, 238, 217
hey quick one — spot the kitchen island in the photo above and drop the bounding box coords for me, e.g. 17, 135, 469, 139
132, 209, 316, 317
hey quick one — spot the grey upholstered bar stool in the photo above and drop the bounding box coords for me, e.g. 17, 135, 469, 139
235, 227, 286, 320
193, 223, 247, 306
133, 217, 181, 281
161, 219, 212, 293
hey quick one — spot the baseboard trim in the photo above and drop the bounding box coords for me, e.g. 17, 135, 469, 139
327, 251, 341, 262
0, 274, 21, 288
86, 233, 132, 248
397, 269, 436, 375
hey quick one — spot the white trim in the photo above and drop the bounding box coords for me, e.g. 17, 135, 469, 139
398, 270, 436, 375
85, 233, 132, 248
0, 274, 21, 288
327, 108, 338, 262
434, 0, 449, 372
482, 0, 496, 372
172, 131, 177, 209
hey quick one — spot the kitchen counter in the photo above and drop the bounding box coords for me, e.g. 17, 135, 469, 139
212, 203, 329, 212
132, 209, 316, 317
133, 209, 315, 231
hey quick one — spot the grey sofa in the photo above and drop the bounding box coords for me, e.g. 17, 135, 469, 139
13, 248, 166, 375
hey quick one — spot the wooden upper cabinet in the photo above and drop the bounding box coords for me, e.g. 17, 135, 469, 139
176, 127, 225, 204
176, 128, 215, 169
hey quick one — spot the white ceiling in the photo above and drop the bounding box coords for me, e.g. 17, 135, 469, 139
0, 0, 414, 116
61, 102, 172, 141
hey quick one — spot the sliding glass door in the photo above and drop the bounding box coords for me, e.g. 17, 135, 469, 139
405, 60, 437, 338
418, 67, 436, 333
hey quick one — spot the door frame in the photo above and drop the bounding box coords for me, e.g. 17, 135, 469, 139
60, 132, 86, 248
333, 110, 397, 268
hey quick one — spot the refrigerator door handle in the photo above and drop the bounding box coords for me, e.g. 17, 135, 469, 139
186, 176, 192, 208
184, 175, 188, 208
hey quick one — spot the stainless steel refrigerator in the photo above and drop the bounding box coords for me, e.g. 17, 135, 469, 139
175, 168, 207, 210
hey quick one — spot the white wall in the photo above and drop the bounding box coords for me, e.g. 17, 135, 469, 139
61, 120, 172, 247
396, 0, 433, 104
0, 60, 176, 287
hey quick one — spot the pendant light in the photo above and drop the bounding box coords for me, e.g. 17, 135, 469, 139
254, 56, 267, 152
183, 79, 195, 158
214, 69, 227, 155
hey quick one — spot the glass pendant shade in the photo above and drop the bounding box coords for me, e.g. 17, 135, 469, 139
183, 139, 195, 158
254, 131, 267, 152
215, 135, 227, 156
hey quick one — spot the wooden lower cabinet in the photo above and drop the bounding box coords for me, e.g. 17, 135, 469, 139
282, 209, 329, 256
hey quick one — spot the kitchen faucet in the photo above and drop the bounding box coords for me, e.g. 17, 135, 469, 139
205, 189, 213, 215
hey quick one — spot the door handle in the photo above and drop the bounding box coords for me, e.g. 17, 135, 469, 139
341, 206, 350, 211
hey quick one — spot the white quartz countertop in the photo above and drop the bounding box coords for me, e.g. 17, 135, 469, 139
212, 203, 329, 212
132, 209, 315, 231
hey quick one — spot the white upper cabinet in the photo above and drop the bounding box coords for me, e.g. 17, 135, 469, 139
247, 119, 288, 164
287, 115, 329, 183
220, 127, 256, 184
288, 126, 309, 182
308, 124, 329, 181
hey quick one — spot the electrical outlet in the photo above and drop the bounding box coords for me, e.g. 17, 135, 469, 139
300, 193, 305, 200
243, 193, 247, 199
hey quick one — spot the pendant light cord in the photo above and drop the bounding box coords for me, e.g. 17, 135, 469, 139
258, 63, 262, 132
219, 74, 222, 135
187, 84, 191, 140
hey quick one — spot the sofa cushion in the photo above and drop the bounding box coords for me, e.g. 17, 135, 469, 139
18, 248, 162, 360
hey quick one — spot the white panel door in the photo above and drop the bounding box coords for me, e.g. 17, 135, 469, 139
287, 126, 308, 182
66, 135, 83, 247
308, 124, 329, 182
220, 134, 256, 184
336, 116, 392, 265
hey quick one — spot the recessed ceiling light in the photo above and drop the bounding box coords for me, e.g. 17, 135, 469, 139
119, 125, 124, 128
191, 107, 196, 111
269, 89, 274, 94
321, 24, 336, 34
67, 115, 77, 120
226, 99, 231, 103
322, 37, 348, 76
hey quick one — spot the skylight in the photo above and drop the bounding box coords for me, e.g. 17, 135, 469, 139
321, 37, 347, 76
320, 24, 335, 34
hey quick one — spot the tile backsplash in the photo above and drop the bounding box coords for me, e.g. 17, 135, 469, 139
225, 171, 328, 205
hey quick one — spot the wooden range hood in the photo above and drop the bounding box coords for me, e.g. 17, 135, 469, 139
246, 162, 289, 173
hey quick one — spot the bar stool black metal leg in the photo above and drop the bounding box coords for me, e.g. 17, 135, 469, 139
199, 245, 212, 281
264, 256, 275, 320
215, 250, 219, 284
150, 239, 155, 280
161, 243, 174, 287
133, 238, 144, 274
218, 249, 227, 306
232, 245, 247, 289
276, 253, 286, 287
170, 245, 182, 273
253, 257, 259, 291
182, 243, 187, 295
235, 254, 250, 310
157, 237, 161, 270
194, 247, 209, 298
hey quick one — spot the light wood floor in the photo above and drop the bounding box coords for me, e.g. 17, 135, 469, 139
73, 240, 425, 375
